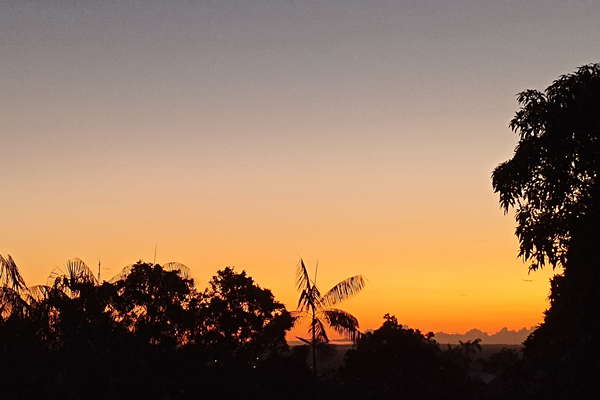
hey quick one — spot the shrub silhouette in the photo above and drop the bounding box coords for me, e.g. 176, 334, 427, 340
342, 314, 480, 400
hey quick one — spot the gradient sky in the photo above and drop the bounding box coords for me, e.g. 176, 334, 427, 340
2, 0, 599, 336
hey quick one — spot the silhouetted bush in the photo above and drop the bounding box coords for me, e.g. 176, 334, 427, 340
342, 314, 482, 400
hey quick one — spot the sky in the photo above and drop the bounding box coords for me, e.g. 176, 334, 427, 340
2, 0, 599, 337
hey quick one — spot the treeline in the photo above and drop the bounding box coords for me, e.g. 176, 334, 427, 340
1, 257, 502, 399
1, 258, 305, 399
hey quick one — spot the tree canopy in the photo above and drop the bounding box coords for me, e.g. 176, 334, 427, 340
0, 258, 300, 399
342, 314, 481, 400
197, 267, 294, 365
492, 63, 600, 271
492, 63, 600, 399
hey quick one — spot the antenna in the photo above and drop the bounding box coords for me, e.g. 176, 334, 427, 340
98, 259, 101, 282
153, 243, 157, 264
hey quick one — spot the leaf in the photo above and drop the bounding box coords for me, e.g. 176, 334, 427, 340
296, 258, 312, 292
322, 308, 360, 341
111, 261, 190, 282
162, 262, 191, 279
0, 287, 28, 319
295, 336, 312, 346
0, 254, 27, 291
321, 275, 365, 306
48, 258, 97, 297
309, 317, 329, 343
26, 285, 53, 303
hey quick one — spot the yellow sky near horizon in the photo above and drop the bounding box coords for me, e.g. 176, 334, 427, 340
2, 180, 556, 336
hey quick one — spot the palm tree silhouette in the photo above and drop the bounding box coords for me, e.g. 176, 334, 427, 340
0, 254, 28, 320
295, 258, 365, 376
0, 254, 26, 291
48, 258, 98, 297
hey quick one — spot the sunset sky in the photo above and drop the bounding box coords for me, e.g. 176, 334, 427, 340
2, 1, 599, 336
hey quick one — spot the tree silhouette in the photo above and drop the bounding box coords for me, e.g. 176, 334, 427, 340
492, 63, 600, 271
48, 258, 98, 295
492, 63, 600, 398
197, 267, 294, 368
0, 254, 28, 320
0, 256, 310, 399
342, 314, 479, 400
111, 261, 194, 347
295, 258, 365, 376
0, 254, 26, 291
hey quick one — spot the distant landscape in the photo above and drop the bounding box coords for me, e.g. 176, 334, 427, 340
290, 326, 532, 346
433, 327, 532, 345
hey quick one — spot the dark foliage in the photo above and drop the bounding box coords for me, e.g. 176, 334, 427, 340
492, 63, 600, 398
492, 63, 600, 272
0, 256, 488, 399
194, 267, 294, 367
0, 260, 304, 399
342, 314, 482, 400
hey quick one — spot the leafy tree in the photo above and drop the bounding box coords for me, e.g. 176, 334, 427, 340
492, 63, 600, 271
111, 261, 194, 347
492, 63, 600, 397
197, 267, 294, 367
295, 258, 365, 375
342, 314, 478, 399
0, 257, 305, 399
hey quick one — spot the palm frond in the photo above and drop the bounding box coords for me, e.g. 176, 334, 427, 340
49, 258, 97, 286
297, 289, 310, 311
0, 254, 27, 291
296, 258, 312, 291
311, 285, 321, 304
48, 258, 97, 298
162, 261, 191, 279
297, 286, 323, 312
295, 336, 312, 346
26, 285, 54, 303
110, 261, 189, 283
322, 308, 360, 341
309, 317, 329, 343
0, 287, 28, 319
109, 263, 134, 283
321, 275, 365, 306
66, 258, 97, 284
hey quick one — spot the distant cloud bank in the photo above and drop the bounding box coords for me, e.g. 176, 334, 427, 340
433, 327, 533, 345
